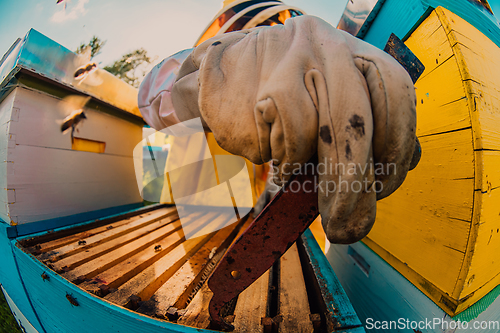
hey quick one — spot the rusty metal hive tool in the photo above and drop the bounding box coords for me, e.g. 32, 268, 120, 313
208, 33, 425, 331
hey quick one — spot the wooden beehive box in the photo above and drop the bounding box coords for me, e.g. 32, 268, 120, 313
0, 29, 144, 237
362, 6, 500, 316
17, 205, 364, 332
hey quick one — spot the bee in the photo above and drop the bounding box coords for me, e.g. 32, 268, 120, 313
59, 95, 91, 141
56, 0, 67, 10
61, 109, 87, 142
74, 62, 97, 82
72, 45, 102, 86
66, 293, 79, 306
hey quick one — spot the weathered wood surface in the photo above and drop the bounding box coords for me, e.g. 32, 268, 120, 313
366, 5, 473, 299
46, 207, 177, 262
140, 214, 240, 317
175, 215, 256, 330
104, 229, 210, 307
28, 205, 345, 332
176, 244, 313, 332
232, 270, 270, 333
0, 92, 15, 224
62, 221, 183, 282
363, 6, 500, 316
176, 283, 213, 329
434, 7, 500, 312
6, 144, 141, 225
15, 244, 225, 333
278, 244, 313, 333
60, 213, 204, 282
22, 206, 361, 332
78, 223, 186, 293
37, 208, 171, 253
51, 218, 181, 273
301, 229, 364, 331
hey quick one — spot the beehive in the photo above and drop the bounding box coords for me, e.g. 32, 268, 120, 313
0, 29, 144, 237
363, 6, 500, 316
18, 205, 364, 332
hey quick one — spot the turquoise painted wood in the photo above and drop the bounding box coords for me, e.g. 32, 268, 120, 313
327, 242, 500, 333
16, 204, 162, 241
7, 202, 145, 238
0, 224, 44, 332
13, 242, 218, 333
1, 285, 40, 333
360, 0, 500, 50
4, 216, 362, 333
328, 242, 446, 332
301, 229, 365, 331
361, 0, 428, 49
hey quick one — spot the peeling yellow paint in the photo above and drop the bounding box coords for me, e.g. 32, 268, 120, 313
363, 7, 500, 316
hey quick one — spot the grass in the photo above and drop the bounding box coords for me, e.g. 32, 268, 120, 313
0, 289, 22, 333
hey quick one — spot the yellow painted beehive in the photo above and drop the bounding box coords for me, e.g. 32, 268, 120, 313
363, 6, 500, 316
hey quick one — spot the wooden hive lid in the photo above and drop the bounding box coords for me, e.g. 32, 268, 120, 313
0, 29, 142, 122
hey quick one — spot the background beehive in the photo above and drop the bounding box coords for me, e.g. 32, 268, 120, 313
0, 29, 145, 235
0, 87, 143, 227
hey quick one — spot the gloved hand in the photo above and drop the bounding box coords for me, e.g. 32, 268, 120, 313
160, 15, 417, 244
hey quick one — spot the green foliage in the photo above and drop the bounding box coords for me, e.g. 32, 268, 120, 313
103, 48, 153, 88
75, 35, 106, 59
0, 290, 22, 333
74, 35, 153, 88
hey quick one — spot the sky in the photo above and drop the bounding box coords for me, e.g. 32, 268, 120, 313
0, 0, 499, 76
0, 0, 349, 70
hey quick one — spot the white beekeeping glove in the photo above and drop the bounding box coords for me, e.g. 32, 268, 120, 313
158, 15, 417, 244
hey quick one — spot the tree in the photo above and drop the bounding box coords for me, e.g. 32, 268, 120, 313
75, 35, 106, 59
103, 48, 153, 88
75, 36, 154, 88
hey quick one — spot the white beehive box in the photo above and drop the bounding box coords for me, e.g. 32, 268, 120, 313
0, 29, 144, 237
